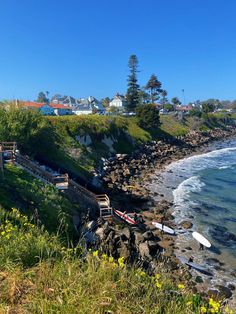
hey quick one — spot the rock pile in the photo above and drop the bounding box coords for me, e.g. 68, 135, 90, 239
100, 126, 236, 196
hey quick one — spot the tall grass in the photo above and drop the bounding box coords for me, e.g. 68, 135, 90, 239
0, 206, 232, 313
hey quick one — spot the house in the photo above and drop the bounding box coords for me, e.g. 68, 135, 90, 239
50, 103, 73, 116
176, 105, 193, 113
22, 102, 55, 115
72, 104, 93, 115
51, 95, 76, 107
22, 101, 72, 116
109, 94, 127, 108
73, 96, 105, 115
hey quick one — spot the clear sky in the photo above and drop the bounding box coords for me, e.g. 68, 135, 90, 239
0, 0, 236, 103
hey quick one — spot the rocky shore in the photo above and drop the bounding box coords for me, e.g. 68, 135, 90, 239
84, 126, 236, 303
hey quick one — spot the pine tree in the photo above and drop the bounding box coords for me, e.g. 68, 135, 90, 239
160, 90, 168, 105
145, 74, 162, 103
126, 55, 140, 112
36, 92, 49, 103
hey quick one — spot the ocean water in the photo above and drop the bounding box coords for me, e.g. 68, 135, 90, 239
149, 138, 236, 292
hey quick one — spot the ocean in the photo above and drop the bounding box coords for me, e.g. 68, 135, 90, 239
149, 138, 236, 297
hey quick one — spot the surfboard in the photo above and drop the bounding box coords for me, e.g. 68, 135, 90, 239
177, 256, 206, 272
114, 210, 137, 225
192, 231, 211, 248
152, 221, 175, 235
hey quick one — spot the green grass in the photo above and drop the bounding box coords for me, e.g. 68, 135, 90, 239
0, 211, 229, 314
0, 152, 233, 313
0, 205, 226, 314
0, 164, 79, 235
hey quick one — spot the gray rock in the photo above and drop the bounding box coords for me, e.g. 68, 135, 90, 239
139, 242, 152, 259
195, 276, 203, 283
180, 220, 193, 229
141, 231, 155, 242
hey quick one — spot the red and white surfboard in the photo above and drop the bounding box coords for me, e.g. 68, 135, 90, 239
114, 210, 137, 225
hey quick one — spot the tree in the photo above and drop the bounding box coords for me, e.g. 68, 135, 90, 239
126, 55, 140, 112
163, 104, 174, 111
101, 97, 111, 108
189, 107, 202, 118
160, 90, 168, 105
171, 97, 181, 106
136, 103, 160, 130
36, 92, 49, 103
202, 102, 215, 114
138, 88, 150, 104
0, 103, 58, 156
145, 74, 162, 103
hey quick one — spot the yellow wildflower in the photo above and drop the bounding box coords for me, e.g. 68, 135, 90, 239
225, 305, 233, 314
200, 306, 207, 313
177, 284, 185, 290
108, 256, 114, 263
209, 298, 220, 313
1, 231, 5, 236
93, 250, 99, 257
155, 274, 161, 280
186, 301, 192, 306
102, 253, 107, 260
118, 257, 124, 267
136, 269, 146, 277
156, 281, 162, 289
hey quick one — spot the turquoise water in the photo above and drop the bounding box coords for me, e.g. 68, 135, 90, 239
190, 166, 236, 258
149, 139, 236, 305
169, 140, 236, 268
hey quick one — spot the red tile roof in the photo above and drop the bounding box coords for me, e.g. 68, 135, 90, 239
23, 101, 45, 108
22, 102, 71, 110
49, 103, 71, 110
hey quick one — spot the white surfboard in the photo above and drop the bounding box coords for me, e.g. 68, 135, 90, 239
177, 256, 206, 272
152, 221, 175, 235
192, 231, 211, 248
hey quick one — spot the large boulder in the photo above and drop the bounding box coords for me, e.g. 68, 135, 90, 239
139, 242, 152, 259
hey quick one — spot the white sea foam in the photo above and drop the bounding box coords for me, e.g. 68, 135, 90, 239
166, 145, 236, 178
173, 176, 205, 209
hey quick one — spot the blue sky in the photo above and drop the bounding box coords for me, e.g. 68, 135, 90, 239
0, 0, 236, 103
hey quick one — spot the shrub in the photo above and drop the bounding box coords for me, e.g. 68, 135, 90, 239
136, 103, 160, 130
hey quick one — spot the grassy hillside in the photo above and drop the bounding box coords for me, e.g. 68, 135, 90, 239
0, 164, 78, 236
0, 202, 229, 313
0, 106, 234, 182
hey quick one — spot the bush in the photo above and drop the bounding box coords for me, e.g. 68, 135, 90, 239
136, 104, 160, 130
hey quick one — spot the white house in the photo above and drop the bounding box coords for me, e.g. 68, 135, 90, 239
109, 94, 127, 108
72, 104, 93, 115
73, 96, 105, 115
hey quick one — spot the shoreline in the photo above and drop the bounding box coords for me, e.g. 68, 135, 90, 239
146, 137, 236, 307
99, 126, 236, 305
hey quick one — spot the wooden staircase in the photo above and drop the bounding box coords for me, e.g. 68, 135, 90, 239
15, 154, 69, 190
96, 194, 113, 219
1, 142, 113, 220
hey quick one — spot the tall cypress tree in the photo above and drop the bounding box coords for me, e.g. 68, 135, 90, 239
126, 55, 140, 112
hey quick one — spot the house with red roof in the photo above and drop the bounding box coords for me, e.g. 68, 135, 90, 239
22, 101, 72, 116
